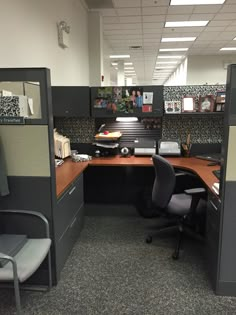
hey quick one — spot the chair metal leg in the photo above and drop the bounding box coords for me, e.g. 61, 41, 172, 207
172, 224, 183, 260
11, 259, 22, 315
47, 250, 52, 290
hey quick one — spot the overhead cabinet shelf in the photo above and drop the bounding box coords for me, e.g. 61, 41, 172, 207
90, 85, 164, 118
52, 86, 90, 117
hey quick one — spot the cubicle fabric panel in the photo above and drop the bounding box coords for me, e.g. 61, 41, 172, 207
54, 117, 95, 143
0, 125, 50, 177
162, 115, 223, 144
164, 85, 226, 103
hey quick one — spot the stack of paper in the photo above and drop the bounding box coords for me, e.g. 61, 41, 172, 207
212, 182, 219, 195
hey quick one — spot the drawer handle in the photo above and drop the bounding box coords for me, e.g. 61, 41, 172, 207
69, 186, 76, 195
70, 217, 77, 228
210, 200, 218, 211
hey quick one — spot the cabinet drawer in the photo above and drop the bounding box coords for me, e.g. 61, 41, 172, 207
55, 205, 84, 276
55, 174, 84, 240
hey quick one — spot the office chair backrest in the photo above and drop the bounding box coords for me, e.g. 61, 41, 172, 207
152, 155, 176, 209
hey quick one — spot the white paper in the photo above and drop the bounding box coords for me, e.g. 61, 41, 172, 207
143, 92, 153, 104
28, 98, 34, 115
183, 98, 194, 111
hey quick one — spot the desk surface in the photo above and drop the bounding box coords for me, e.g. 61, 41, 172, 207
56, 156, 220, 197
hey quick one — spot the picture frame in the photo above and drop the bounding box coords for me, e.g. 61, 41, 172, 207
199, 95, 214, 112
182, 97, 195, 112
215, 104, 223, 112
164, 101, 174, 113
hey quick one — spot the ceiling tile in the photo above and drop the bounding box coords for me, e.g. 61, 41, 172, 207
192, 5, 221, 14
120, 23, 142, 30
208, 20, 232, 27
168, 6, 194, 14
119, 16, 142, 23
143, 28, 163, 34
189, 13, 216, 20
143, 34, 162, 39
142, 0, 169, 6
142, 6, 168, 15
162, 27, 203, 34
117, 8, 141, 16
142, 15, 166, 22
113, 0, 141, 7
220, 4, 236, 13
103, 24, 121, 30
166, 15, 192, 21
100, 9, 117, 16
103, 17, 120, 24
204, 26, 226, 32
143, 22, 164, 29
197, 32, 220, 40
214, 13, 236, 20
216, 31, 236, 40
224, 25, 236, 31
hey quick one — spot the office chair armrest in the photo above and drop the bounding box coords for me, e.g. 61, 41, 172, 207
184, 188, 206, 196
175, 171, 196, 177
0, 210, 50, 238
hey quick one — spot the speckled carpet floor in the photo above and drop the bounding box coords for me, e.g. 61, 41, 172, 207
1, 212, 236, 315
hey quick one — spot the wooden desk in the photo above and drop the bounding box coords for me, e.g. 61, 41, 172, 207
56, 156, 220, 197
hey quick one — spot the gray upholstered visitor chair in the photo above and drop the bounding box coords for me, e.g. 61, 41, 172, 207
146, 155, 206, 259
0, 210, 52, 315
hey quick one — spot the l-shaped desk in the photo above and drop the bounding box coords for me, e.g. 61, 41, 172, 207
55, 155, 228, 295
56, 156, 219, 197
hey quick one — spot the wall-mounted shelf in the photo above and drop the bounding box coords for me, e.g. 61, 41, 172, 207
164, 112, 224, 116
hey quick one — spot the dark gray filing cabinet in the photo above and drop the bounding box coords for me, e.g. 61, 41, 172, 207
52, 86, 90, 117
54, 173, 85, 277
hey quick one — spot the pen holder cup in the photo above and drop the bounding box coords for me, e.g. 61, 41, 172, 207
183, 149, 190, 158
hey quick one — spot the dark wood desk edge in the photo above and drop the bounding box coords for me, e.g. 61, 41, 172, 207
56, 156, 220, 198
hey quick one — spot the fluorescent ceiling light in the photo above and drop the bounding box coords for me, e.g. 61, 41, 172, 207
170, 0, 225, 5
162, 37, 196, 42
115, 67, 118, 70
124, 62, 133, 65
233, 37, 236, 40
124, 67, 134, 69
220, 47, 236, 51
157, 55, 183, 59
125, 74, 136, 76
116, 117, 138, 122
155, 66, 176, 69
159, 48, 188, 52
110, 55, 130, 58
156, 61, 178, 64
124, 70, 135, 73
111, 62, 118, 66
165, 21, 208, 27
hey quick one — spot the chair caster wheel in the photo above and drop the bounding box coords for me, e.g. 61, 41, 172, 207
172, 252, 179, 260
146, 236, 152, 244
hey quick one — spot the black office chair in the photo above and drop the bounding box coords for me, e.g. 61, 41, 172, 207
146, 155, 206, 259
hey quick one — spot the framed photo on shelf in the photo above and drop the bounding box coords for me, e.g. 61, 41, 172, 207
182, 97, 195, 112
172, 101, 181, 113
164, 101, 174, 113
215, 103, 223, 112
199, 95, 214, 112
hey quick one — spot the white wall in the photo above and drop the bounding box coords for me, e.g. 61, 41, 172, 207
0, 0, 89, 86
102, 39, 112, 86
187, 55, 236, 85
165, 58, 188, 86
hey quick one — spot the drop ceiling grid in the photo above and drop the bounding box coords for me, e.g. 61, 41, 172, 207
101, 0, 236, 84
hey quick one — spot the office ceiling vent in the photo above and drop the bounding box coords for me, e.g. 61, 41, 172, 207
85, 0, 114, 9
129, 46, 143, 50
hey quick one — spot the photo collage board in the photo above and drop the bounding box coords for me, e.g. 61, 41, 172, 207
93, 86, 154, 114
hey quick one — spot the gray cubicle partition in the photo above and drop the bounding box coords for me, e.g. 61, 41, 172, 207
207, 64, 236, 296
